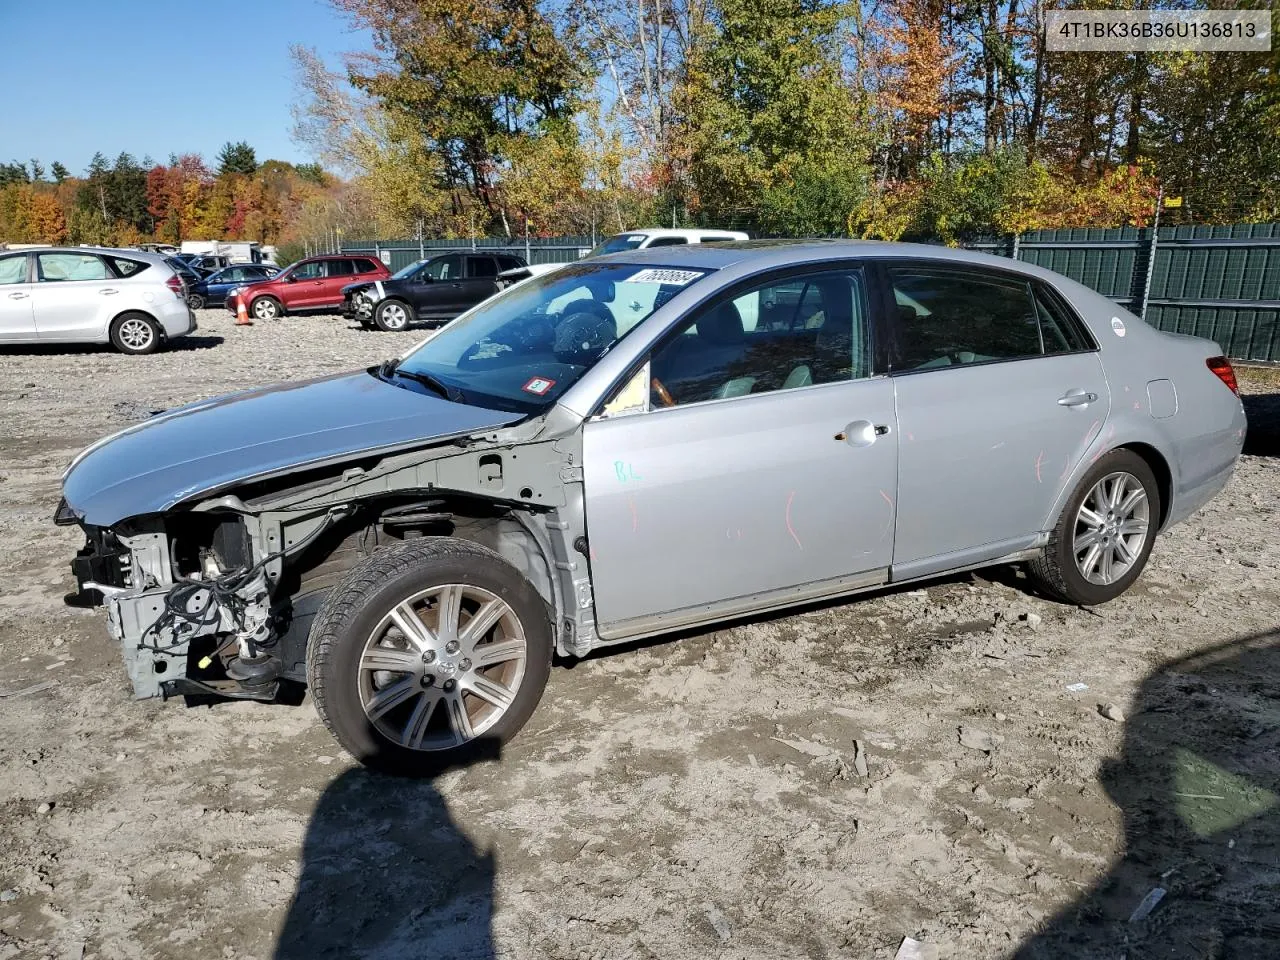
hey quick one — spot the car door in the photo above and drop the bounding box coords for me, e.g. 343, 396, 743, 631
581, 265, 898, 636
320, 258, 357, 306
883, 263, 1110, 579
281, 259, 327, 308
29, 252, 117, 339
418, 254, 465, 316
457, 256, 501, 311
0, 252, 35, 340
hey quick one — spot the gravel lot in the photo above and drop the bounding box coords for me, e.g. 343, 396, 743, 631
1, 308, 1277, 960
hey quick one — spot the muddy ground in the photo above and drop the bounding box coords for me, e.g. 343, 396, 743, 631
1, 309, 1277, 960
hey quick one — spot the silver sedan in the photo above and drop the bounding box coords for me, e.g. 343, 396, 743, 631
58, 241, 1246, 774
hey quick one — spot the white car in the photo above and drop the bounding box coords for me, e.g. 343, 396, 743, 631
496, 228, 752, 290
0, 247, 196, 354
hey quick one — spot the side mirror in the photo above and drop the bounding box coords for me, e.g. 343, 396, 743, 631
283, 274, 297, 283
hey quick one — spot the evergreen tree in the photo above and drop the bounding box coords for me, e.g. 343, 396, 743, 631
216, 140, 258, 176
51, 161, 69, 183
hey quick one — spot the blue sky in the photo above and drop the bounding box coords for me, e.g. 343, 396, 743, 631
0, 0, 371, 175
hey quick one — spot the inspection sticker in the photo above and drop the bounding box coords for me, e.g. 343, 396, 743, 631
1111, 316, 1127, 337
627, 268, 703, 286
522, 376, 557, 396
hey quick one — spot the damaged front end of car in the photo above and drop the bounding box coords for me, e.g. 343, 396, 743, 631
62, 496, 353, 701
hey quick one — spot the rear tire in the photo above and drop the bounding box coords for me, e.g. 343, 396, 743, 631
1029, 449, 1160, 605
306, 537, 553, 776
109, 312, 161, 355
186, 293, 205, 311
251, 296, 282, 321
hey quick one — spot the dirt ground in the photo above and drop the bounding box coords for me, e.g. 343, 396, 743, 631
1, 309, 1277, 960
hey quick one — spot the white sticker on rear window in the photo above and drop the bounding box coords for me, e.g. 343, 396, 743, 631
627, 268, 703, 286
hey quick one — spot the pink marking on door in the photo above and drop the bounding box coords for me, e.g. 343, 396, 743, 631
785, 490, 803, 549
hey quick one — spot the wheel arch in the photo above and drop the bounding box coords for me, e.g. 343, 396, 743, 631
1116, 441, 1173, 531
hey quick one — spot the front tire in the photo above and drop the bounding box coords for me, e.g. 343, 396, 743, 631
1029, 449, 1160, 605
109, 312, 161, 355
306, 537, 553, 776
375, 299, 412, 332
251, 296, 282, 321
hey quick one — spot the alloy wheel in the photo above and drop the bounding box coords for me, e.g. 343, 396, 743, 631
253, 299, 278, 320
358, 583, 527, 751
1073, 471, 1150, 586
381, 303, 408, 329
118, 318, 154, 352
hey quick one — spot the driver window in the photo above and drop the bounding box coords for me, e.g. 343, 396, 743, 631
426, 255, 462, 281
647, 269, 869, 407
293, 260, 324, 280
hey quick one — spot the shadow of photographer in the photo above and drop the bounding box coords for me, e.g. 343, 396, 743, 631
275, 740, 500, 960
1017, 628, 1280, 958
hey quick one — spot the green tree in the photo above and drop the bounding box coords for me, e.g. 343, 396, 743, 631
684, 0, 870, 220
51, 161, 69, 183
216, 140, 258, 176
332, 0, 589, 228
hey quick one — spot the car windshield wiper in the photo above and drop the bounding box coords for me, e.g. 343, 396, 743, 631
380, 360, 466, 404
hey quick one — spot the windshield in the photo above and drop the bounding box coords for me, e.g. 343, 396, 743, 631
587, 233, 650, 258
391, 259, 429, 281
392, 262, 711, 413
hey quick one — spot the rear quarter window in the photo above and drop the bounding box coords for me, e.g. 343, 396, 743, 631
108, 257, 150, 278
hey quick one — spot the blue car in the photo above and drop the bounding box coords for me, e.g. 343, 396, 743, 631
186, 263, 280, 310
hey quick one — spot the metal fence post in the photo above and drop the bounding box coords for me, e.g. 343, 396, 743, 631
1137, 188, 1163, 321
1011, 232, 1021, 261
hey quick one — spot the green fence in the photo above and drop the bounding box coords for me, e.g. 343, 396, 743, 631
968, 223, 1280, 362
343, 223, 1280, 362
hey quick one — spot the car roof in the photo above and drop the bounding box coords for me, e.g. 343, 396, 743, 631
595, 238, 1070, 279
16, 246, 172, 266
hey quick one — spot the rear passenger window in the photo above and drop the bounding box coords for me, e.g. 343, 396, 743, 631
497, 256, 523, 271
326, 259, 356, 277
108, 257, 149, 277
648, 270, 870, 406
37, 253, 110, 282
1033, 285, 1092, 354
888, 269, 1042, 371
468, 257, 498, 278
354, 258, 378, 273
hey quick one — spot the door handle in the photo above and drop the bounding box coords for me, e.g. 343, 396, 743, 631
1058, 389, 1098, 407
99, 288, 118, 295
835, 420, 888, 447
7, 291, 29, 300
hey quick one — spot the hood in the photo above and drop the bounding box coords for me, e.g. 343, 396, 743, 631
62, 371, 524, 526
341, 280, 376, 295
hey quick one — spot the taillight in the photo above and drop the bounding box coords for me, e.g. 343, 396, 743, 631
1206, 356, 1239, 396
166, 275, 184, 298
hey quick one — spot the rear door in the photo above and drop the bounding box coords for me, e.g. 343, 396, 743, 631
320, 258, 357, 306
0, 253, 34, 340
458, 256, 501, 311
883, 262, 1109, 579
29, 252, 116, 339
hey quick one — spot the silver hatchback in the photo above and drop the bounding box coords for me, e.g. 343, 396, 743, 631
0, 247, 196, 353
58, 241, 1246, 773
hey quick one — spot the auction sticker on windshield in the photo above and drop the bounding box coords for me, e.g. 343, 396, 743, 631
627, 269, 704, 285
522, 377, 557, 396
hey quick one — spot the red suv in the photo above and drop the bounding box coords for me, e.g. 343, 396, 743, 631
226, 254, 390, 321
